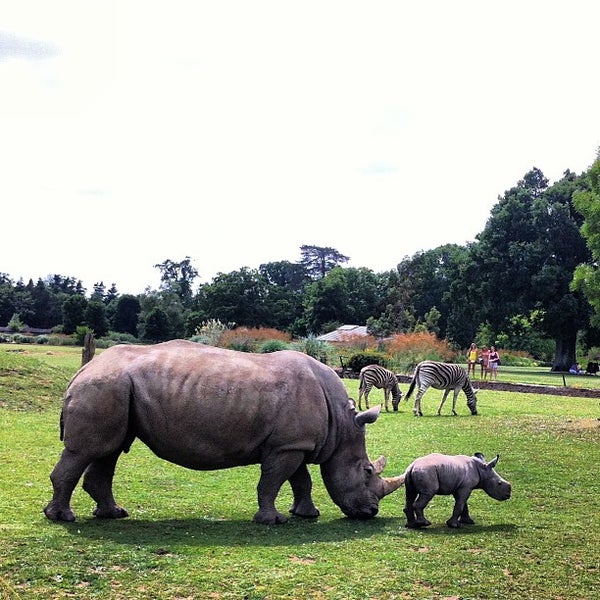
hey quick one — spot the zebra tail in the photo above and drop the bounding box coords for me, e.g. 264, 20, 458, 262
405, 376, 416, 401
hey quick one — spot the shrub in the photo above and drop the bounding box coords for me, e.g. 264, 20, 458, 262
35, 335, 50, 345
104, 331, 139, 344
384, 332, 457, 373
47, 335, 76, 346
346, 351, 390, 373
291, 336, 333, 361
193, 319, 233, 347
258, 339, 291, 353
219, 327, 291, 353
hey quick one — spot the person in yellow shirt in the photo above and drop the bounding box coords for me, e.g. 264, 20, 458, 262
466, 343, 478, 377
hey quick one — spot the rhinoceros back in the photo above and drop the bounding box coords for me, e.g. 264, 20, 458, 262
61, 340, 344, 470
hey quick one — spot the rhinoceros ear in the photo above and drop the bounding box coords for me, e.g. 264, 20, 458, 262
355, 405, 381, 428
371, 455, 387, 474
485, 455, 500, 469
474, 452, 486, 461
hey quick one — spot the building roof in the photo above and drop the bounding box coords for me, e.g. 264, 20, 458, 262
316, 324, 368, 342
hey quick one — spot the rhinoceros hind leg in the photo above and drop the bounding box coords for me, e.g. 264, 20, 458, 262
44, 449, 91, 522
288, 464, 320, 519
82, 451, 129, 520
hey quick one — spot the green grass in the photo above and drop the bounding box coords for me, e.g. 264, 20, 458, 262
1, 347, 599, 599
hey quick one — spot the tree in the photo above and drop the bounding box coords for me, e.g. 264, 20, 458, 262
111, 294, 141, 336
395, 244, 470, 340
299, 245, 350, 279
62, 295, 88, 334
572, 157, 600, 326
154, 257, 198, 307
84, 300, 109, 337
460, 168, 591, 368
195, 268, 272, 328
302, 267, 381, 334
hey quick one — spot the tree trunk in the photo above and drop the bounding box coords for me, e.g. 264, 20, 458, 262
551, 331, 577, 371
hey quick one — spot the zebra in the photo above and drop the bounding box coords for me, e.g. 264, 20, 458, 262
405, 360, 478, 417
358, 364, 403, 412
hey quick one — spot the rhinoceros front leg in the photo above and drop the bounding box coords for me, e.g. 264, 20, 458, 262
447, 489, 472, 528
254, 451, 306, 525
288, 463, 319, 519
44, 449, 91, 522
82, 451, 129, 519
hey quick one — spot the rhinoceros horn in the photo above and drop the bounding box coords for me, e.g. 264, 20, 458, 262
371, 455, 405, 497
381, 474, 406, 497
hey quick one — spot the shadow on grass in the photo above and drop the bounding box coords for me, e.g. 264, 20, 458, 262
49, 514, 518, 548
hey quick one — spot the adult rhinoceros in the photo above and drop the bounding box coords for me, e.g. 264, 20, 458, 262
44, 340, 403, 525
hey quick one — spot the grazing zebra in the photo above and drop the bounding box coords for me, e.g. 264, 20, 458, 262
358, 364, 403, 412
405, 360, 478, 417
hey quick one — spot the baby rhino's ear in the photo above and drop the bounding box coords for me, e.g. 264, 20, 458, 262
485, 455, 500, 469
473, 452, 486, 461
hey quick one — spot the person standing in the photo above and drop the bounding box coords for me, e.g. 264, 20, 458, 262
466, 343, 478, 377
488, 346, 500, 380
480, 346, 490, 380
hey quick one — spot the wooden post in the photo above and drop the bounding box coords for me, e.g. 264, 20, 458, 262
81, 332, 96, 366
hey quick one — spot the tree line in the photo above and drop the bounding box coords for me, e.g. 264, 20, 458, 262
2, 159, 600, 371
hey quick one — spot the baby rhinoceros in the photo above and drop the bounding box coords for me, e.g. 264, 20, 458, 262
400, 452, 511, 528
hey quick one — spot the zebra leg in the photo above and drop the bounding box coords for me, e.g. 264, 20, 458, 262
451, 388, 460, 416
413, 387, 426, 417
437, 389, 452, 415
363, 388, 370, 409
384, 388, 390, 412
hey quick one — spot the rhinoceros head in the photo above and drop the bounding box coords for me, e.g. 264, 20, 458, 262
475, 454, 512, 501
319, 405, 404, 519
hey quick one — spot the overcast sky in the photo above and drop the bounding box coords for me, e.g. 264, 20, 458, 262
2, 1, 599, 295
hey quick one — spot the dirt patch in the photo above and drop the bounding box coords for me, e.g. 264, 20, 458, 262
394, 375, 600, 399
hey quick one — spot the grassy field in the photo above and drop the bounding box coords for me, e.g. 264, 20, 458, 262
1, 345, 599, 599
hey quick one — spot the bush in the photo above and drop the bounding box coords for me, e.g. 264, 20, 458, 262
384, 332, 457, 373
346, 351, 390, 373
258, 339, 291, 353
11, 334, 34, 344
219, 327, 292, 353
35, 335, 50, 345
47, 335, 76, 346
291, 336, 333, 361
104, 331, 139, 344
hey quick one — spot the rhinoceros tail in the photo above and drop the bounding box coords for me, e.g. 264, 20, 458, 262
121, 387, 137, 454
59, 408, 65, 441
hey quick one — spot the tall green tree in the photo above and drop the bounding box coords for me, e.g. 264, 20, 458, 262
300, 245, 350, 279
111, 294, 141, 336
195, 268, 271, 328
458, 168, 591, 368
62, 294, 88, 335
572, 156, 600, 324
302, 267, 380, 334
154, 257, 198, 307
395, 244, 470, 339
84, 300, 109, 337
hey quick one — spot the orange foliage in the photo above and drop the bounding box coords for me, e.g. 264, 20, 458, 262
219, 327, 291, 350
384, 332, 456, 363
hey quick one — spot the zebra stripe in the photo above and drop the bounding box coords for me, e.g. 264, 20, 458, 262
405, 360, 478, 416
358, 364, 403, 412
